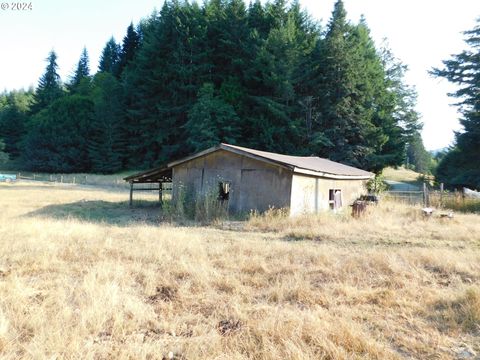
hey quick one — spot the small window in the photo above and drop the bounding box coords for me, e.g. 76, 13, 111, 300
329, 189, 342, 210
218, 181, 230, 201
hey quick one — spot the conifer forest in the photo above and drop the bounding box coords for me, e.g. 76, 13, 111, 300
1, 0, 478, 188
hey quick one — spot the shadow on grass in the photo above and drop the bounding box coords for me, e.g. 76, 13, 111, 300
25, 200, 163, 226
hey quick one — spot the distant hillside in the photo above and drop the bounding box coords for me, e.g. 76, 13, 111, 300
382, 166, 424, 191
382, 166, 422, 183
429, 147, 448, 156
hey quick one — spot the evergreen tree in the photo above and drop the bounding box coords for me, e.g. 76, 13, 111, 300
246, 15, 302, 152
310, 2, 420, 171
0, 139, 8, 166
0, 139, 8, 165
287, 1, 319, 153
313, 0, 373, 167
264, 0, 288, 30
117, 23, 141, 77
349, 22, 421, 172
0, 89, 34, 159
204, 0, 253, 147
406, 132, 431, 173
69, 47, 90, 92
368, 46, 421, 171
247, 0, 270, 38
432, 19, 480, 188
124, 1, 207, 167
185, 83, 240, 152
23, 96, 93, 172
241, 1, 318, 154
88, 73, 125, 173
98, 37, 121, 75
31, 50, 63, 113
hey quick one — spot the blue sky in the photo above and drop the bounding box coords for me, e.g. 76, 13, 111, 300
1, 0, 479, 150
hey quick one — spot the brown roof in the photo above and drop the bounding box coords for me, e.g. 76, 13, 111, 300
124, 166, 172, 183
125, 143, 373, 182
220, 143, 373, 178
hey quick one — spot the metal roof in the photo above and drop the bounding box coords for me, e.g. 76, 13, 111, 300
124, 143, 374, 182
219, 144, 374, 178
124, 166, 172, 183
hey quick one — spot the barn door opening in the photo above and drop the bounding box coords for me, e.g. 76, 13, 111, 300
218, 181, 231, 201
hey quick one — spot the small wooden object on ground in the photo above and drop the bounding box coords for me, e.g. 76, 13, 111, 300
351, 200, 368, 218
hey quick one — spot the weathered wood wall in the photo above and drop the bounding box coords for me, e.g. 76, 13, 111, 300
172, 149, 293, 213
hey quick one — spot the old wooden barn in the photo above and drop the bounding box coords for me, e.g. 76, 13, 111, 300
124, 143, 374, 215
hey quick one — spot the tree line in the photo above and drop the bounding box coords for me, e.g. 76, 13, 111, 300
0, 0, 424, 175
431, 18, 480, 189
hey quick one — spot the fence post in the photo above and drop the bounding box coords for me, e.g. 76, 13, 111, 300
423, 182, 429, 207
440, 183, 444, 208
73, 176, 76, 185
159, 182, 163, 203
61, 175, 63, 183
85, 175, 87, 184
129, 182, 134, 207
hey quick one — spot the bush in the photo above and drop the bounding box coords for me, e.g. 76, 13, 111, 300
163, 184, 229, 223
193, 189, 228, 223
366, 174, 388, 194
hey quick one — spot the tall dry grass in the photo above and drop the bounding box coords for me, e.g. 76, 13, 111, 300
247, 201, 480, 246
429, 192, 480, 214
0, 182, 479, 359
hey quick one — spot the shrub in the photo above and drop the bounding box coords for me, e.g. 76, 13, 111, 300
163, 183, 229, 223
366, 174, 388, 194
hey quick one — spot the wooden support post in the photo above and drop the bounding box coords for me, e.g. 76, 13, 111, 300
129, 182, 134, 207
423, 182, 427, 207
427, 186, 430, 207
440, 183, 444, 207
158, 182, 163, 205
423, 183, 430, 207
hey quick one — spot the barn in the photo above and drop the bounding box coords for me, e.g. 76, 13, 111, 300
124, 143, 374, 215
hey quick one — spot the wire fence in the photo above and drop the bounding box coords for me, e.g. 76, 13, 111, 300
14, 172, 130, 189
383, 190, 424, 204
385, 184, 480, 212
2, 172, 175, 204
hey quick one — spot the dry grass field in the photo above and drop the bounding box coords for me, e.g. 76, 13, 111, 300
0, 182, 479, 359
382, 167, 423, 184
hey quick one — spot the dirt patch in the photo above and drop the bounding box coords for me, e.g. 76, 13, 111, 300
217, 319, 243, 336
147, 286, 177, 303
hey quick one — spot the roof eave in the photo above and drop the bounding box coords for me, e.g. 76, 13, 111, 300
293, 167, 374, 180
123, 166, 172, 182
167, 145, 221, 168
219, 143, 293, 171
167, 143, 293, 171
